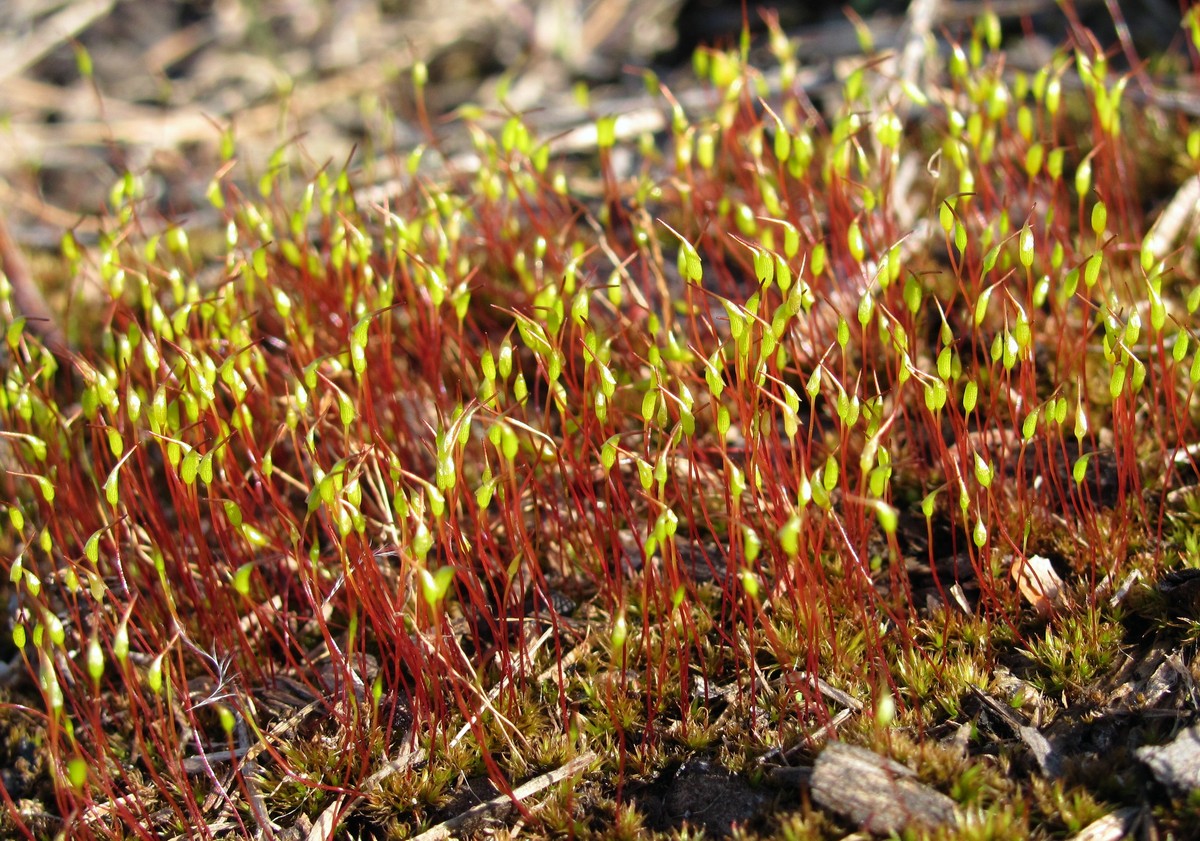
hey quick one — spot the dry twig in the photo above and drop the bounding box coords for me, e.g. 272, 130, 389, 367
0, 209, 68, 355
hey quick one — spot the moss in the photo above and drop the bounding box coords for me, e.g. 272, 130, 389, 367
2, 5, 1200, 837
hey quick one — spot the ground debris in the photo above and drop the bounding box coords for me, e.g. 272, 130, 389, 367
809, 741, 960, 835
634, 758, 768, 838
966, 685, 1064, 778
1136, 724, 1200, 791
1068, 807, 1142, 841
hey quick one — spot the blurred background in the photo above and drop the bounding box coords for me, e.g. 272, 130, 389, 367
0, 0, 1188, 247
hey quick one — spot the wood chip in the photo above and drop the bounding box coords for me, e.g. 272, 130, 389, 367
809, 741, 960, 835
1137, 724, 1200, 791
1069, 807, 1141, 841
1017, 724, 1062, 779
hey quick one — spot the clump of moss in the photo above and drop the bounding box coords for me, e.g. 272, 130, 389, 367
2, 4, 1200, 838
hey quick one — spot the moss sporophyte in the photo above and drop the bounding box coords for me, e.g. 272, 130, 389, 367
3, 3, 1200, 838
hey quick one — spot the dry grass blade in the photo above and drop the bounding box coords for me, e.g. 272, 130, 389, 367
407, 750, 597, 841
1146, 174, 1200, 262
305, 739, 428, 841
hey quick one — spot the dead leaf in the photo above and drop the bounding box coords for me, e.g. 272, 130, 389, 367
1011, 554, 1063, 615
